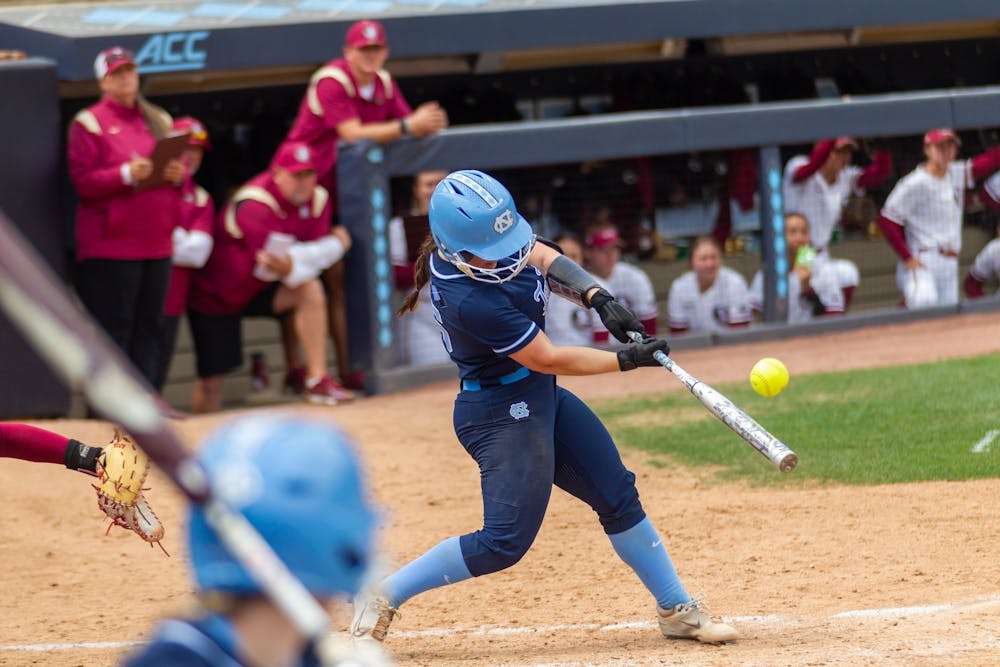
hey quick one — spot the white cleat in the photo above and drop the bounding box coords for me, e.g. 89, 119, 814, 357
351, 592, 399, 643
657, 595, 739, 644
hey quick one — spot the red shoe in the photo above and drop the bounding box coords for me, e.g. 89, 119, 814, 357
283, 367, 308, 395
304, 375, 355, 405
341, 370, 366, 392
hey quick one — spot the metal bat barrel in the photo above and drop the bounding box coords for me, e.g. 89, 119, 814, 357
627, 332, 798, 472
687, 380, 798, 472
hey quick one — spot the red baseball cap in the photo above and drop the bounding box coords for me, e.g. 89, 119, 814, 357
345, 20, 387, 49
924, 128, 961, 146
585, 227, 624, 249
273, 142, 318, 174
93, 46, 135, 80
172, 116, 212, 150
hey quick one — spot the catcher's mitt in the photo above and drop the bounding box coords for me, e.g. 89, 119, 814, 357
94, 430, 166, 553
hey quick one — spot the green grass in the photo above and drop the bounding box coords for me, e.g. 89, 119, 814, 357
595, 354, 1000, 485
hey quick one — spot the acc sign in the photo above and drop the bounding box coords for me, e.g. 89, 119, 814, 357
136, 31, 209, 73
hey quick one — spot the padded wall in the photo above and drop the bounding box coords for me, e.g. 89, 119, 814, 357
0, 58, 71, 417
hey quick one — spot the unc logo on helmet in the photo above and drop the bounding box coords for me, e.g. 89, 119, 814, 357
429, 170, 536, 284
494, 209, 514, 234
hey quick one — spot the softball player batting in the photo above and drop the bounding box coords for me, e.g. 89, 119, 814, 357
351, 170, 738, 646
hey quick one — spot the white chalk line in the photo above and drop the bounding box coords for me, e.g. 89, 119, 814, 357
1, 640, 141, 652
971, 428, 1000, 453
396, 617, 746, 638
3, 594, 998, 653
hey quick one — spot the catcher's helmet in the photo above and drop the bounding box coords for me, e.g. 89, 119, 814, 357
428, 170, 534, 283
188, 415, 377, 598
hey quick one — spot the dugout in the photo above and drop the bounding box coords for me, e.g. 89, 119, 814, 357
3, 0, 1000, 412
6, 0, 1000, 208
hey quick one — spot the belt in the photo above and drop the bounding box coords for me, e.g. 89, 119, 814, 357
461, 366, 530, 391
918, 247, 959, 258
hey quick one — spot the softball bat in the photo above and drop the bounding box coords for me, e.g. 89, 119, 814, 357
628, 332, 798, 472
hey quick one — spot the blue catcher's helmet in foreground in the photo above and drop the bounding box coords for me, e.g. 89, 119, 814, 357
429, 170, 535, 283
188, 414, 377, 598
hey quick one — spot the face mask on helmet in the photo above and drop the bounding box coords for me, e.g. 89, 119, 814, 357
429, 170, 536, 283
187, 416, 378, 599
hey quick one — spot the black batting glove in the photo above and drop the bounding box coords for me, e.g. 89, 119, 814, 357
589, 288, 644, 343
617, 336, 670, 371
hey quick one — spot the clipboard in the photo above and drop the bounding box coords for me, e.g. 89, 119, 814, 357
135, 132, 191, 192
401, 214, 431, 264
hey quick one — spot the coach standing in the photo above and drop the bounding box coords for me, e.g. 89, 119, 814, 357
274, 19, 449, 393
67, 47, 184, 388
153, 116, 216, 397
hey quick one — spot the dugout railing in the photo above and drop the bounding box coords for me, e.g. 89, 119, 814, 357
337, 86, 1000, 394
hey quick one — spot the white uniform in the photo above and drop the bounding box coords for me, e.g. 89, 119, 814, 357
881, 162, 972, 308
388, 215, 450, 365
783, 156, 865, 250
544, 296, 593, 347
969, 238, 1000, 299
668, 266, 751, 333
782, 156, 863, 292
591, 262, 658, 348
984, 171, 1000, 205
749, 260, 852, 323
968, 171, 1000, 298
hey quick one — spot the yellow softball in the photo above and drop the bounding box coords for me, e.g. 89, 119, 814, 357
749, 357, 789, 397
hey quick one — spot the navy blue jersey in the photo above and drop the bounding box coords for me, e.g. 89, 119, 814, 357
429, 253, 548, 381
123, 615, 322, 667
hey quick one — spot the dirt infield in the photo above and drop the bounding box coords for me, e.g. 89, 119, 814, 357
2, 311, 999, 666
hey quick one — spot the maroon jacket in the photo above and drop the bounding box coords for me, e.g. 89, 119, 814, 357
67, 97, 179, 261
188, 172, 332, 316
279, 58, 412, 184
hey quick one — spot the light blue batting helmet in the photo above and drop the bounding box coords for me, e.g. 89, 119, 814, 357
188, 415, 377, 598
429, 170, 534, 282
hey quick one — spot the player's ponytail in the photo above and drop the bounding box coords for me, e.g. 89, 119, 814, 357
397, 234, 437, 316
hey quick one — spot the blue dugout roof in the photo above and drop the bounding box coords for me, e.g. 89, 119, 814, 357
2, 0, 1000, 81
